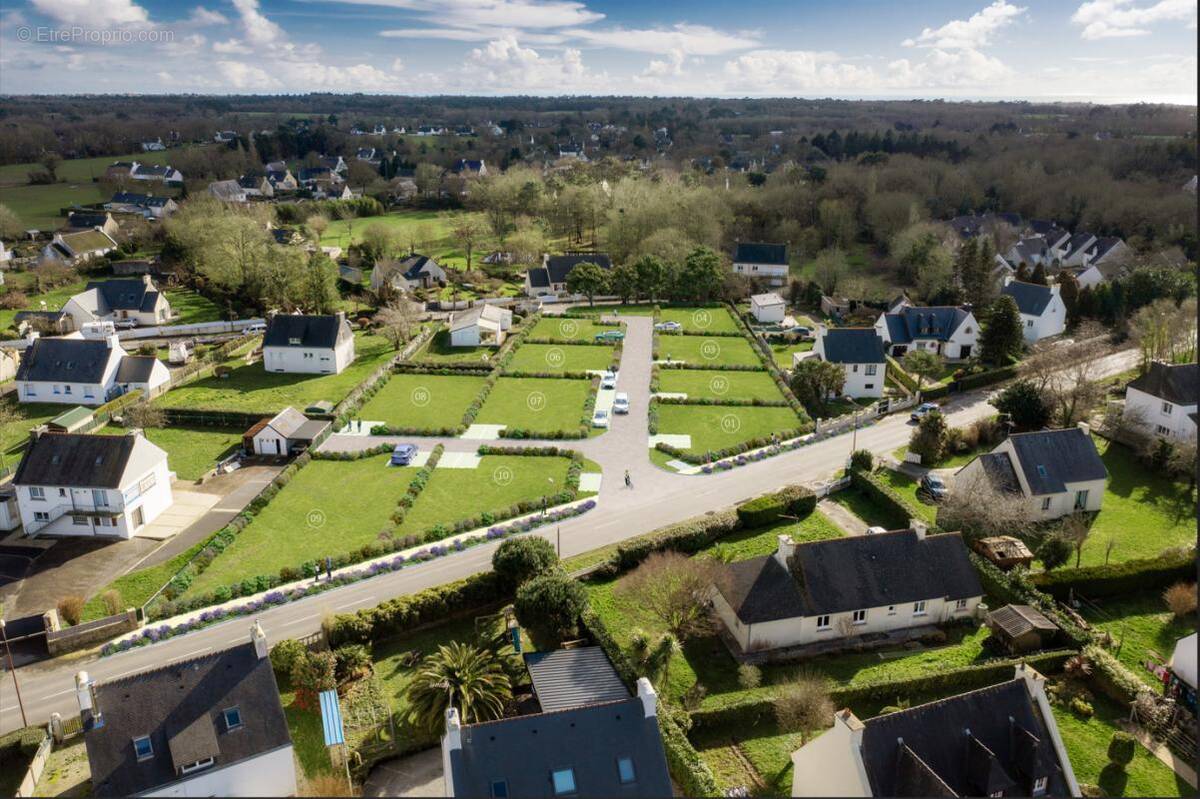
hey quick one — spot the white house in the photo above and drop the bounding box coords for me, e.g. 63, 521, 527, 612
955, 424, 1108, 521
247, 407, 330, 456
750, 292, 786, 324
41, 229, 118, 266
106, 192, 178, 220
525, 253, 612, 297
1001, 277, 1066, 344
874, 305, 979, 361
0, 238, 12, 264
370, 254, 447, 293
1123, 361, 1198, 441
807, 326, 887, 399
261, 313, 355, 375
711, 525, 982, 655
129, 163, 184, 184
62, 277, 172, 330
449, 304, 513, 347
13, 430, 173, 538
208, 180, 248, 203
732, 243, 789, 287
15, 331, 169, 405
77, 624, 297, 797
789, 665, 1080, 797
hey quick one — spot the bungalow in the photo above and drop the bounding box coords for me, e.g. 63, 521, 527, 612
297, 166, 343, 187
246, 407, 330, 456
238, 174, 274, 198
319, 155, 348, 174
13, 430, 173, 538
41, 229, 118, 266
266, 168, 298, 191
789, 666, 1080, 797
808, 326, 887, 399
140, 138, 166, 152
129, 163, 183, 185
77, 625, 296, 797
732, 242, 789, 287
955, 424, 1108, 521
15, 331, 169, 405
1123, 361, 1198, 441
712, 525, 982, 655
262, 313, 355, 375
874, 305, 979, 361
370, 254, 446, 293
525, 253, 613, 297
1001, 277, 1066, 344
1060, 233, 1098, 268
452, 159, 487, 177
1005, 237, 1052, 269
449, 304, 512, 347
208, 180, 248, 204
62, 277, 172, 329
750, 292, 786, 324
65, 211, 120, 239
214, 129, 238, 142
106, 193, 178, 220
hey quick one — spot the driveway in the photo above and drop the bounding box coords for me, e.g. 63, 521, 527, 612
363, 749, 443, 797
135, 488, 221, 540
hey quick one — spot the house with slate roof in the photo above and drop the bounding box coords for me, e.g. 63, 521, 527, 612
449, 304, 512, 347
77, 624, 296, 796
452, 158, 488, 177
525, 253, 613, 297
808, 326, 887, 398
262, 312, 355, 375
790, 665, 1080, 797
65, 211, 121, 239
1001, 276, 1066, 344
873, 304, 979, 361
732, 242, 789, 287
370, 254, 447, 293
956, 424, 1108, 521
13, 429, 173, 538
62, 276, 172, 329
711, 525, 982, 655
41, 229, 118, 266
246, 407, 331, 456
1123, 361, 1198, 441
15, 330, 168, 405
105, 192, 178, 220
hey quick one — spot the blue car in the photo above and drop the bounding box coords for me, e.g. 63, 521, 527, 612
390, 444, 419, 466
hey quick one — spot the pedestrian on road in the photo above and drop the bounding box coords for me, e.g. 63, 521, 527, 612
624, 469, 632, 489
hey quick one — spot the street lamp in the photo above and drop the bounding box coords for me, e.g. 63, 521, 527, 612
0, 619, 28, 728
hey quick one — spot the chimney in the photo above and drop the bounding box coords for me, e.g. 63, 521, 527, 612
774, 534, 796, 569
443, 707, 462, 750
75, 671, 93, 713
832, 708, 865, 748
142, 274, 154, 288
1076, 421, 1090, 437
252, 621, 268, 659
636, 677, 658, 719
1014, 662, 1047, 701
911, 520, 928, 541
107, 332, 121, 352
1050, 282, 1061, 296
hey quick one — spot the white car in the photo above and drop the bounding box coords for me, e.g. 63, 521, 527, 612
612, 392, 630, 414
592, 409, 610, 428
866, 526, 888, 535
654, 321, 682, 332
113, 318, 138, 329
245, 322, 268, 334
600, 371, 618, 390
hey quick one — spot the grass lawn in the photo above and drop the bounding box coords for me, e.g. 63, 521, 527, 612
1085, 437, 1196, 566
1, 182, 114, 230
769, 340, 813, 367
1053, 694, 1190, 797
358, 373, 486, 430
827, 483, 911, 530
0, 278, 89, 332
892, 443, 988, 469
657, 306, 740, 333
0, 399, 61, 456
156, 333, 394, 414
99, 425, 242, 481
655, 404, 805, 456
874, 468, 939, 525
475, 377, 593, 436
505, 343, 613, 373
410, 328, 498, 366
163, 288, 223, 325
0, 150, 174, 186
1079, 591, 1195, 689
529, 317, 619, 341
81, 541, 207, 621
319, 210, 495, 272
657, 369, 786, 402
184, 456, 415, 596
1, 279, 220, 333
659, 335, 763, 367
280, 689, 337, 784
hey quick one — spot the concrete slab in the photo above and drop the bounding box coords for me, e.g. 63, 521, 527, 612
665, 459, 697, 473
409, 450, 432, 468
136, 489, 222, 540
335, 419, 385, 437
363, 749, 444, 798
649, 433, 692, 449
437, 451, 482, 469
594, 387, 616, 414
578, 472, 603, 492
463, 424, 506, 440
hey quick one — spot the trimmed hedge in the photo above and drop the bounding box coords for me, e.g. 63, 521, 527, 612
391, 444, 446, 525
1084, 644, 1150, 705
586, 509, 743, 581
1030, 548, 1196, 599
655, 429, 807, 465
656, 396, 790, 408
968, 552, 1090, 647
735, 485, 817, 527
847, 468, 929, 531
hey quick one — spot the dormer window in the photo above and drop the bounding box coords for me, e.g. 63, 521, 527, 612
1036, 465, 1047, 477
179, 757, 214, 775
490, 779, 509, 798
133, 735, 153, 761
1033, 776, 1048, 795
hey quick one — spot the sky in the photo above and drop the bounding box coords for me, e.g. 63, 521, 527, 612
0, 0, 1196, 101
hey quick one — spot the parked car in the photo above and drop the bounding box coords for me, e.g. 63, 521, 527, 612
919, 473, 949, 501
910, 402, 939, 422
866, 526, 887, 535
592, 409, 610, 428
613, 392, 630, 414
788, 326, 812, 337
245, 322, 268, 334
594, 330, 625, 342
390, 443, 419, 466
654, 321, 682, 332
113, 318, 138, 329
600, 371, 618, 390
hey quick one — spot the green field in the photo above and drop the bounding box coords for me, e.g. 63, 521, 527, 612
99, 425, 242, 481
410, 329, 497, 365
657, 369, 785, 401
529, 317, 619, 341
658, 335, 763, 367
655, 403, 804, 456
1080, 591, 1194, 689
874, 467, 939, 525
0, 150, 174, 186
156, 334, 393, 414
358, 373, 486, 430
769, 340, 813, 367
163, 289, 223, 325
319, 209, 495, 273
504, 343, 613, 373
1, 183, 114, 230
0, 399, 62, 457
475, 377, 593, 436
656, 306, 740, 333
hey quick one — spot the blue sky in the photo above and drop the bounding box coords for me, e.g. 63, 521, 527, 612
0, 0, 1195, 100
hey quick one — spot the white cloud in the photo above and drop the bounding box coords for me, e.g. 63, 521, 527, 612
212, 38, 249, 53
644, 49, 685, 77
463, 36, 602, 91
1071, 0, 1196, 39
722, 49, 877, 90
187, 6, 228, 26
903, 0, 1025, 49
229, 0, 285, 46
216, 59, 279, 89
888, 47, 1012, 87
30, 0, 149, 26
380, 26, 566, 44
564, 23, 758, 55
326, 0, 601, 29
391, 57, 404, 71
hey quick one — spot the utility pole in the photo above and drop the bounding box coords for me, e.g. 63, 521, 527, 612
0, 619, 28, 728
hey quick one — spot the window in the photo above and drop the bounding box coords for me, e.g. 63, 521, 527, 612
1026, 320, 1034, 327
58, 488, 66, 497
52, 385, 61, 394
551, 768, 576, 795
865, 364, 878, 376
63, 385, 71, 395
138, 473, 157, 493
816, 615, 831, 630
852, 610, 867, 625
24, 384, 35, 397
1036, 464, 1047, 477
1156, 424, 1171, 437
1162, 401, 1173, 415
865, 383, 875, 390
852, 364, 859, 373
29, 487, 45, 501
179, 757, 214, 775
133, 736, 154, 761
887, 606, 896, 615
490, 780, 509, 798
913, 601, 927, 616
72, 515, 89, 526
33, 512, 49, 522
1041, 497, 1052, 511
965, 326, 973, 334
617, 757, 636, 785
223, 706, 242, 731
955, 598, 968, 611
1033, 776, 1048, 795
1074, 490, 1089, 510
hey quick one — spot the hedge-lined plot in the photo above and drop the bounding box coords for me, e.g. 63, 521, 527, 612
659, 335, 762, 367
657, 369, 786, 401
657, 306, 740, 333
100, 425, 242, 481
475, 377, 594, 436
505, 343, 614, 373
528, 317, 618, 341
656, 404, 804, 456
358, 373, 486, 430
410, 328, 497, 365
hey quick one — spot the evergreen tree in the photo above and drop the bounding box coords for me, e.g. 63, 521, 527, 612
953, 238, 978, 292
980, 295, 1023, 365
1058, 272, 1081, 326
968, 237, 997, 307
1030, 262, 1048, 285
1015, 262, 1031, 282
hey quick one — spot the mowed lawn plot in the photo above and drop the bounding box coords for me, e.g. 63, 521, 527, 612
657, 369, 785, 401
529, 317, 619, 341
659, 335, 762, 367
358, 373, 486, 430
1080, 591, 1194, 688
0, 400, 60, 455
656, 403, 804, 455
157, 334, 394, 414
100, 425, 242, 481
411, 329, 497, 366
769, 340, 813, 367
505, 343, 613, 374
184, 455, 416, 596
475, 377, 593, 435
657, 306, 740, 333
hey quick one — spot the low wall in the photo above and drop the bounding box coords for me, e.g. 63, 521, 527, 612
45, 608, 138, 656
14, 733, 51, 798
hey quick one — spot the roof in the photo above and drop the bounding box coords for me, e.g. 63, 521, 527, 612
15, 337, 115, 384
86, 279, 161, 313
987, 604, 1058, 638
523, 648, 630, 712
67, 212, 113, 229
399, 254, 443, 280
1007, 428, 1107, 495
860, 678, 1071, 797
115, 356, 159, 384
751, 292, 785, 307
208, 180, 245, 201
84, 641, 292, 797
266, 407, 309, 438
447, 697, 672, 798
14, 432, 138, 489
1127, 361, 1199, 407
1001, 280, 1055, 316
450, 304, 509, 332
734, 242, 787, 265
61, 229, 115, 254
975, 536, 1033, 561
48, 406, 95, 430
110, 192, 174, 208
1091, 236, 1126, 261
291, 419, 331, 441
543, 253, 613, 283
718, 529, 982, 624
819, 327, 885, 364
263, 314, 350, 350
1171, 633, 1197, 690
974, 451, 1022, 494
881, 306, 971, 344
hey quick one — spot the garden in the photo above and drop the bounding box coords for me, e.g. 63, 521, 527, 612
656, 306, 740, 333
768, 339, 813, 367
658, 335, 762, 367
528, 317, 617, 341
1077, 587, 1196, 689
504, 343, 614, 374
99, 424, 243, 481
357, 372, 487, 430
656, 369, 786, 402
411, 328, 498, 365
474, 376, 595, 436
654, 403, 805, 457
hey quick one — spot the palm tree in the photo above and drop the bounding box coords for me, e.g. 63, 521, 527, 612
406, 642, 512, 732
628, 629, 681, 689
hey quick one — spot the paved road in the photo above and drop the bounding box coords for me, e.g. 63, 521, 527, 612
0, 317, 1138, 734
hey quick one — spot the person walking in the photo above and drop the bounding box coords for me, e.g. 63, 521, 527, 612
624, 469, 632, 489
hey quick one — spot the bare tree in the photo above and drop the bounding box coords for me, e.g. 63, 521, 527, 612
775, 670, 835, 745
375, 300, 421, 350
449, 214, 486, 272
617, 551, 719, 641
939, 469, 1032, 543
1059, 513, 1092, 569
305, 214, 329, 243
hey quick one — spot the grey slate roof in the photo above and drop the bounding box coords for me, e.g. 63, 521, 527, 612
524, 648, 630, 712
263, 314, 349, 350
115, 356, 158, 384
67, 212, 113, 229
14, 432, 136, 489
1001, 280, 1054, 316
974, 451, 1022, 494
399, 254, 443, 280
447, 697, 672, 798
860, 678, 1070, 797
1127, 361, 1198, 407
820, 327, 886, 364
1008, 428, 1107, 495
718, 529, 982, 624
734, 242, 787, 265
542, 253, 613, 283
87, 279, 161, 313
15, 337, 113, 384
987, 604, 1058, 638
881, 306, 970, 344
84, 641, 291, 797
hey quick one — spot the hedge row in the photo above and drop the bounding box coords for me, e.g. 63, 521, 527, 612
585, 509, 743, 581
658, 329, 746, 338
312, 443, 394, 461
393, 364, 491, 377
968, 552, 1090, 648
655, 429, 806, 465
1084, 644, 1150, 705
655, 396, 790, 408
730, 300, 811, 420
392, 444, 446, 525
886, 356, 919, 395
524, 337, 616, 346
735, 485, 816, 527
656, 362, 769, 373
848, 468, 932, 531
1030, 547, 1196, 599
